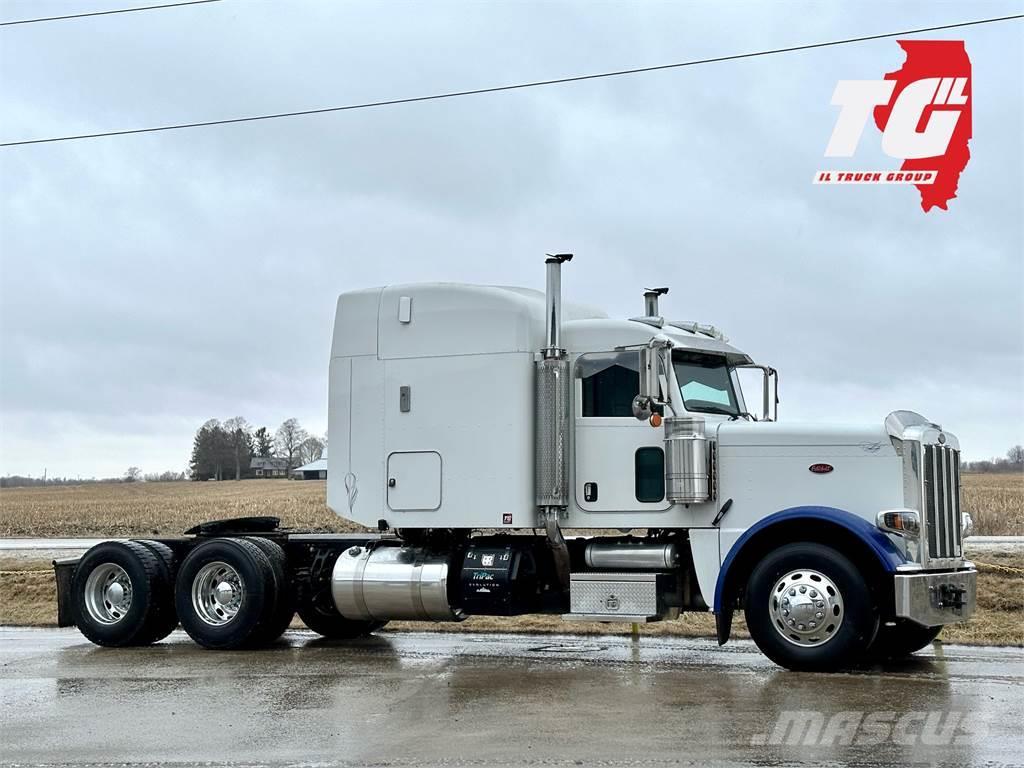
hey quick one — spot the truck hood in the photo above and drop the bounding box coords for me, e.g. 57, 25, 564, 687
715, 410, 958, 454
715, 419, 895, 454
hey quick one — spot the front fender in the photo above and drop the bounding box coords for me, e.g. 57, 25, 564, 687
713, 505, 906, 614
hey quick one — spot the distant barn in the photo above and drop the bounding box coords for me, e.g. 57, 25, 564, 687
292, 458, 327, 480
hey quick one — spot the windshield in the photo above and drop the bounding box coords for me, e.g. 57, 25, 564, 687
672, 351, 740, 416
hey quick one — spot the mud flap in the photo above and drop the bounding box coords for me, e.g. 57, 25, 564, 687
52, 558, 79, 628
715, 608, 733, 645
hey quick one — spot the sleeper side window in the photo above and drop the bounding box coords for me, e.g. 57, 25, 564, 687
578, 351, 640, 417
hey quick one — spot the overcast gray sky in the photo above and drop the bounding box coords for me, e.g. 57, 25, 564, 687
1, 1, 1021, 477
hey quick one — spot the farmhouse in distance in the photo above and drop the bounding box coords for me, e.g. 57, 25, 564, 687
250, 457, 289, 478
190, 417, 326, 481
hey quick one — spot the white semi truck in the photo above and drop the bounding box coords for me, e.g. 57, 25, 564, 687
55, 255, 977, 671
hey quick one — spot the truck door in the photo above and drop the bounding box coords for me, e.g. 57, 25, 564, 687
574, 351, 671, 513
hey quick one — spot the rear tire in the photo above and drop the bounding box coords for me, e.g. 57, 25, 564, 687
247, 537, 295, 643
175, 537, 277, 650
869, 620, 942, 659
134, 540, 179, 642
72, 541, 168, 647
744, 542, 878, 672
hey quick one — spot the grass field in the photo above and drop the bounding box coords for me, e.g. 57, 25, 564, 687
960, 472, 1024, 536
1, 476, 1020, 645
0, 472, 1020, 537
0, 480, 349, 538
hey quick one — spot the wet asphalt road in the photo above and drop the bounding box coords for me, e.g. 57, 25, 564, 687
1, 628, 1022, 768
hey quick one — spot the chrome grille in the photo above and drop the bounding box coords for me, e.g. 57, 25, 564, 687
923, 444, 961, 560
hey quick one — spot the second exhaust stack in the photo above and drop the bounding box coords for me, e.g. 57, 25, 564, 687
644, 287, 669, 318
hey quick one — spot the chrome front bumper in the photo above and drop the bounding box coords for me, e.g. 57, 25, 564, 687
894, 568, 977, 627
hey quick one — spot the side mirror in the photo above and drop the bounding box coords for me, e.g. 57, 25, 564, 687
631, 394, 654, 420
736, 364, 779, 421
634, 346, 664, 420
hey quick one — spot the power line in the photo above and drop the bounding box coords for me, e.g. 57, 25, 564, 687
2, 13, 1020, 147
0, 0, 222, 27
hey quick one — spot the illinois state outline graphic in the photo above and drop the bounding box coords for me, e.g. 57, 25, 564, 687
873, 40, 972, 212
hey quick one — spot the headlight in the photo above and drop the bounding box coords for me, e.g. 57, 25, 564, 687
961, 512, 974, 538
877, 509, 921, 537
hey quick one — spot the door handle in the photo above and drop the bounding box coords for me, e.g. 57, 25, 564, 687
388, 478, 396, 487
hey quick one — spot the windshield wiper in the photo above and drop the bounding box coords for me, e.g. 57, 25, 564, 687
685, 402, 738, 417
730, 411, 758, 422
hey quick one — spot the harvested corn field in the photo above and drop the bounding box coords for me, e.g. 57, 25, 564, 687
1, 473, 1020, 538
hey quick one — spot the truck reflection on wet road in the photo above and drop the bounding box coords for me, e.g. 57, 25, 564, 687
1, 628, 1020, 767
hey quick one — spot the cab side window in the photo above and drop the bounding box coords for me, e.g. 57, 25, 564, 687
578, 352, 639, 417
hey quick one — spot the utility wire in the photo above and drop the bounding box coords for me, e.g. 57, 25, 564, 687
0, 0, 222, 27
2, 13, 1020, 148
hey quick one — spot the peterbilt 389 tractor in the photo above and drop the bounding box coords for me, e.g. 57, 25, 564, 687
54, 255, 977, 671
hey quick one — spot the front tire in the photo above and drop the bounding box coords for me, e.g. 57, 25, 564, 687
870, 620, 942, 659
175, 538, 277, 650
744, 543, 878, 672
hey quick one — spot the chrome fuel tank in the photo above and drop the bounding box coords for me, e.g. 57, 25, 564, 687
331, 545, 462, 622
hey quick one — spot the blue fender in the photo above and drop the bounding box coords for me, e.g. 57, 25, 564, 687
713, 505, 906, 613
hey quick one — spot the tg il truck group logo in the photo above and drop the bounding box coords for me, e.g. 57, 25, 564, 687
815, 40, 972, 212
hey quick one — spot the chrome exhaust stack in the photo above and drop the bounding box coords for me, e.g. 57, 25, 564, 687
543, 253, 572, 356
643, 287, 669, 318
536, 253, 573, 588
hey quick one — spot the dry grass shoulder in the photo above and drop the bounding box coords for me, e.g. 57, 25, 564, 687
0, 480, 360, 537
4, 554, 1020, 647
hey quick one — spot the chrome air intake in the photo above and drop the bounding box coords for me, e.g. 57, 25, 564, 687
664, 416, 711, 504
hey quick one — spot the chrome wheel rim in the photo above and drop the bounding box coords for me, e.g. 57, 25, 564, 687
84, 563, 133, 625
768, 568, 844, 647
191, 561, 244, 626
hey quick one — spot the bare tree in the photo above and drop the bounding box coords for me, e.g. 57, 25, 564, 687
298, 436, 325, 466
1008, 445, 1024, 466
124, 466, 141, 483
224, 416, 253, 481
275, 418, 308, 475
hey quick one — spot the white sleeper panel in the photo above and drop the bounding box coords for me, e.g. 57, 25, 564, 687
325, 356, 353, 517
382, 352, 537, 528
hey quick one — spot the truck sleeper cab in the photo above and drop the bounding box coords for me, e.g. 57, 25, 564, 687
55, 256, 977, 672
